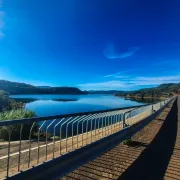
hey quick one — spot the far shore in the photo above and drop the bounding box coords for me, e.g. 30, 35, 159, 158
114, 94, 166, 100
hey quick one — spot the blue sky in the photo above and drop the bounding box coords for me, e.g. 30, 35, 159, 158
0, 0, 180, 90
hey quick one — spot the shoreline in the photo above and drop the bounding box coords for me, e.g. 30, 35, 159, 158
114, 94, 166, 100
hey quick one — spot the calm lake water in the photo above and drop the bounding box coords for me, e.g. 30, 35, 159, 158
10, 94, 149, 116
10, 94, 155, 137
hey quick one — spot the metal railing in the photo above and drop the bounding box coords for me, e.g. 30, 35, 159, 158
0, 97, 175, 179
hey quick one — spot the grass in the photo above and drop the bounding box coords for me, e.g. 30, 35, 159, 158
0, 109, 37, 141
0, 109, 36, 121
123, 138, 132, 145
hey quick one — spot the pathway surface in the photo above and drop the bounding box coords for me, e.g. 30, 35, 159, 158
60, 97, 179, 180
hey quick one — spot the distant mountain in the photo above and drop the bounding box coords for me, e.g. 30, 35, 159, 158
87, 90, 129, 94
0, 80, 86, 95
115, 83, 180, 98
36, 86, 51, 89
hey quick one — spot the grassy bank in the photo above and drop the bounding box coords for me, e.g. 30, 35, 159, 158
0, 108, 37, 141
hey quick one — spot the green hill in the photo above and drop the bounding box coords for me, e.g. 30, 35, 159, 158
115, 83, 180, 99
0, 80, 86, 95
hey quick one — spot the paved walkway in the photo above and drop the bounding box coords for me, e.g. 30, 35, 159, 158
164, 96, 180, 180
61, 97, 179, 180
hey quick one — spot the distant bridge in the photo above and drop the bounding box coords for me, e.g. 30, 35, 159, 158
0, 97, 176, 179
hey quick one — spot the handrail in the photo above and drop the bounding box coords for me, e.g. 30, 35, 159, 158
0, 104, 152, 126
0, 96, 175, 179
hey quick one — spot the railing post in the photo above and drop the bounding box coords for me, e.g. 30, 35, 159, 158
123, 113, 126, 129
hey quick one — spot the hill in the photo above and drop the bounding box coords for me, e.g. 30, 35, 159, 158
0, 80, 86, 95
115, 83, 180, 99
87, 90, 129, 94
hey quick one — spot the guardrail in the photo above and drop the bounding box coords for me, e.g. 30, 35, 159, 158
0, 97, 175, 179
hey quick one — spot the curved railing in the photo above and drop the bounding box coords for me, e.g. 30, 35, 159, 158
0, 97, 175, 179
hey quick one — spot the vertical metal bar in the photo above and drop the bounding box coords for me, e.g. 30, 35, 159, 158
115, 114, 118, 132
72, 121, 74, 149
119, 113, 121, 130
37, 120, 47, 164
65, 121, 69, 153
53, 118, 64, 159
81, 117, 86, 146
94, 117, 97, 136
80, 114, 91, 146
123, 113, 126, 129
113, 113, 116, 132
76, 119, 79, 148
101, 116, 104, 138
86, 117, 89, 145
90, 117, 93, 143
108, 116, 110, 135
76, 117, 84, 148
18, 124, 23, 172
76, 115, 90, 148
76, 115, 88, 148
82, 115, 93, 146
111, 115, 113, 134
104, 115, 107, 136
72, 116, 84, 149
120, 114, 122, 130
65, 117, 79, 153
94, 115, 99, 141
45, 119, 56, 161
86, 115, 94, 145
98, 116, 101, 139
60, 117, 72, 155
6, 127, 11, 178
28, 122, 36, 168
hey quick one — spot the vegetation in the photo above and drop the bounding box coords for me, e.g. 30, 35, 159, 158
0, 89, 25, 111
0, 90, 10, 111
0, 89, 37, 141
0, 80, 86, 95
123, 138, 132, 145
115, 83, 180, 99
0, 109, 37, 141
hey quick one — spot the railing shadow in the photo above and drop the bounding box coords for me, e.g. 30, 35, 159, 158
118, 98, 178, 180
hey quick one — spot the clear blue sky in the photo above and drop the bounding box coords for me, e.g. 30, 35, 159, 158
0, 0, 180, 90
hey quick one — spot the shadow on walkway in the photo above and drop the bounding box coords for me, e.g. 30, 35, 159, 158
118, 98, 178, 180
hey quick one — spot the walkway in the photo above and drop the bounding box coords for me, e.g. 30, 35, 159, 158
60, 97, 179, 180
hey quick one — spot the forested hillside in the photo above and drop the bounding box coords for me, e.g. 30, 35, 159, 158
115, 83, 180, 98
0, 80, 86, 95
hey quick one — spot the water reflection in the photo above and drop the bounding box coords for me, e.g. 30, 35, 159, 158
10, 94, 151, 116
10, 94, 155, 138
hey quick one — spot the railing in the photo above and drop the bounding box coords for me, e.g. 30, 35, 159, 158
0, 97, 175, 179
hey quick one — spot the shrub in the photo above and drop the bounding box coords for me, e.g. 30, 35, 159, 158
0, 90, 10, 111
0, 109, 38, 141
123, 138, 132, 145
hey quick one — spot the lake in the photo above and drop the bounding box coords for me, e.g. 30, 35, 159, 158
10, 94, 156, 137
10, 94, 151, 116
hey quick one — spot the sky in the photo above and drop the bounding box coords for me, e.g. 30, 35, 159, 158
0, 0, 180, 90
